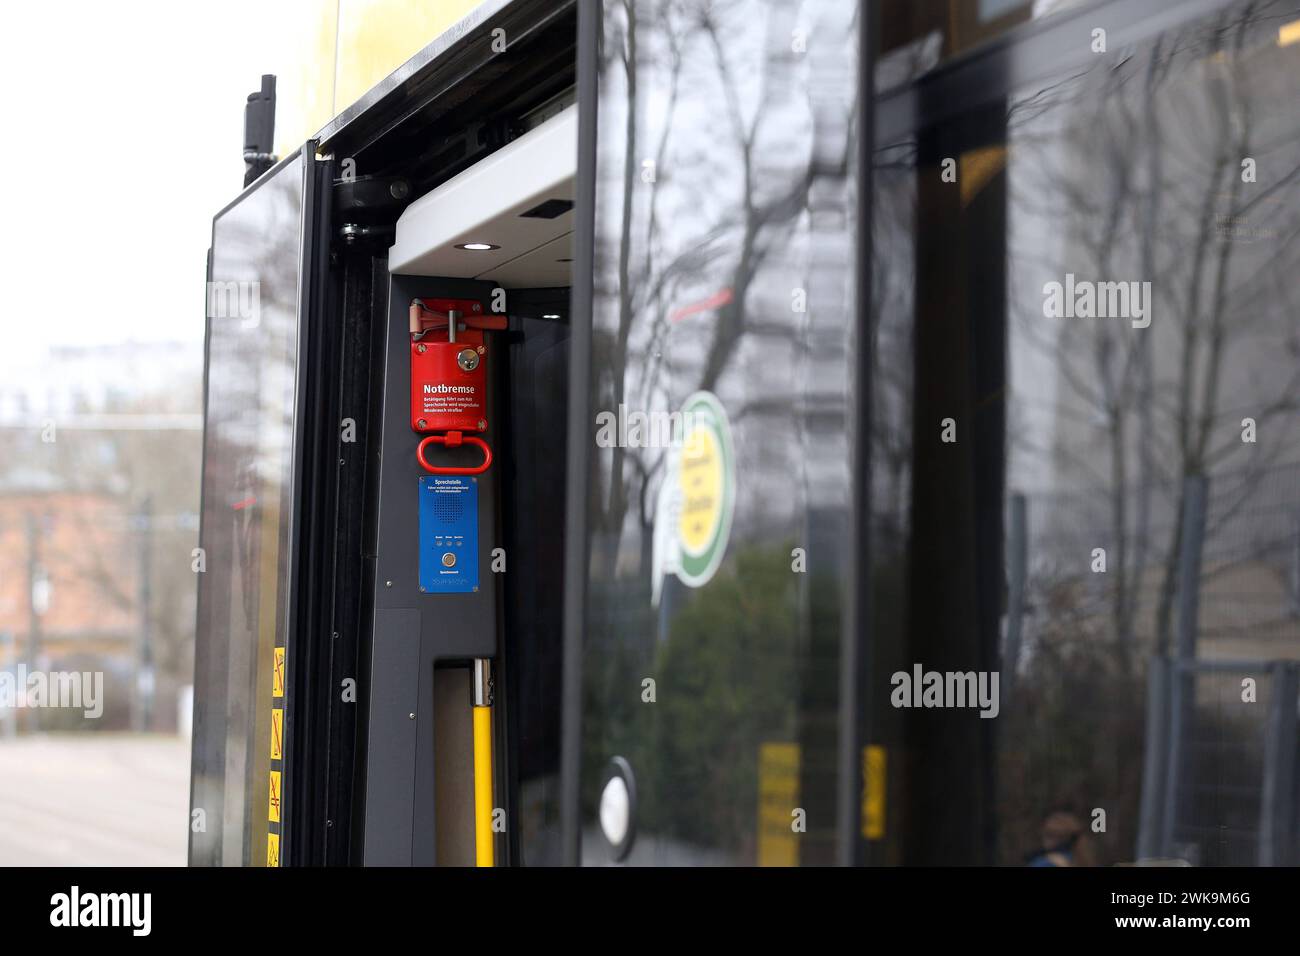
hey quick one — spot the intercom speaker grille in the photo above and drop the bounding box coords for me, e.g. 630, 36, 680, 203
434, 490, 464, 522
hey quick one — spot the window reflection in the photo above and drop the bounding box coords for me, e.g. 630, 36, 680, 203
190, 157, 303, 866
583, 0, 858, 865
878, 0, 1300, 865
878, 0, 1092, 93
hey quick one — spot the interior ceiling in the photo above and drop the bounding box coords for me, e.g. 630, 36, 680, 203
389, 105, 576, 289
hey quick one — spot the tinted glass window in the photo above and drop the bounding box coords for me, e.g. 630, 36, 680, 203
874, 0, 1300, 865
579, 0, 859, 865
877, 0, 1091, 92
190, 155, 304, 866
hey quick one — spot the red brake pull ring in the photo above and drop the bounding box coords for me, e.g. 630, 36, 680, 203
417, 431, 493, 476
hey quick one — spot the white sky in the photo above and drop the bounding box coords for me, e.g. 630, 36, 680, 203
0, 0, 305, 366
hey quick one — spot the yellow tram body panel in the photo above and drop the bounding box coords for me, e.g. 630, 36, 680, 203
276, 0, 489, 157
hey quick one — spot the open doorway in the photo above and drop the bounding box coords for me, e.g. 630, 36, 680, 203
373, 99, 576, 865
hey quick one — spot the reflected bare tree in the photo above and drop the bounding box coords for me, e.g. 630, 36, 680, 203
593, 0, 846, 566
1006, 0, 1300, 672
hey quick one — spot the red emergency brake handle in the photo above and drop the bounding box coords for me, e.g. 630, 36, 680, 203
417, 431, 493, 476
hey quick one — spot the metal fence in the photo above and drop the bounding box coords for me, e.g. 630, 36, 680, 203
1003, 463, 1300, 865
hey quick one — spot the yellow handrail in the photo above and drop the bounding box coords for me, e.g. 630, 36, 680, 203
472, 660, 494, 867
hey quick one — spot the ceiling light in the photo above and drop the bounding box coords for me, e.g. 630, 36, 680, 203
543, 313, 561, 320
455, 242, 499, 251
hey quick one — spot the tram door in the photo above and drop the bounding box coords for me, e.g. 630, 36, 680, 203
566, 0, 866, 866
189, 152, 331, 867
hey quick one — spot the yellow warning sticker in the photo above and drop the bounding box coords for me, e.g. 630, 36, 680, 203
862, 745, 886, 840
269, 770, 282, 824
267, 832, 280, 867
273, 646, 285, 697
757, 741, 800, 867
271, 708, 284, 761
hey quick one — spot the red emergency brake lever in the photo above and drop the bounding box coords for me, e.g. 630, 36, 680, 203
417, 431, 493, 476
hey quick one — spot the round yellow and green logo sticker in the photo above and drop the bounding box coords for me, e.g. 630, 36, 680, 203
673, 391, 735, 587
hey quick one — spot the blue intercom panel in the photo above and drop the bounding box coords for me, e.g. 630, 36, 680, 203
418, 476, 479, 593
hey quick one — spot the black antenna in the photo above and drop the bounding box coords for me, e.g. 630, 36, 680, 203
243, 74, 277, 187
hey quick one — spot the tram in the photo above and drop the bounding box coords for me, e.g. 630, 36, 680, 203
191, 0, 1300, 866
